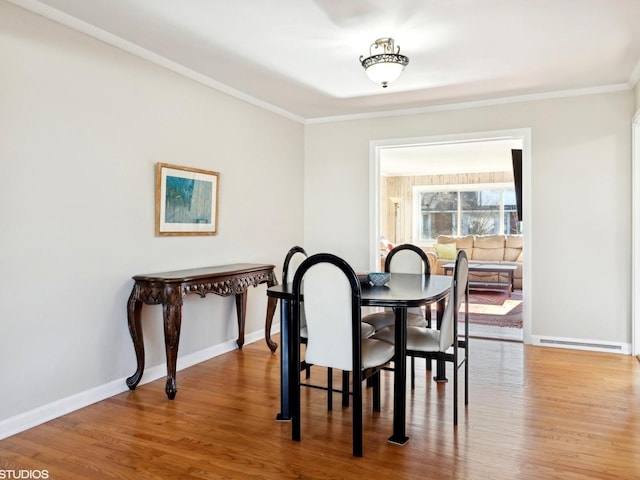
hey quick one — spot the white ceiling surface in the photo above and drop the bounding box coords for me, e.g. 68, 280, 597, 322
380, 138, 522, 176
12, 0, 640, 122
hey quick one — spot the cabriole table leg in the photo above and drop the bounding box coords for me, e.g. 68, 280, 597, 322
265, 296, 279, 353
163, 285, 183, 400
126, 286, 145, 390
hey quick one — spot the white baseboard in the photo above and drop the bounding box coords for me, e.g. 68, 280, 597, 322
531, 335, 631, 354
0, 376, 129, 441
0, 327, 279, 441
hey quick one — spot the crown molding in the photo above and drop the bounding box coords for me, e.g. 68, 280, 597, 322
630, 58, 640, 89
306, 84, 631, 124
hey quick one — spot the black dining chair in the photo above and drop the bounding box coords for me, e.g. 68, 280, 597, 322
284, 246, 374, 409
291, 253, 395, 457
362, 243, 432, 331
283, 246, 312, 378
373, 249, 469, 425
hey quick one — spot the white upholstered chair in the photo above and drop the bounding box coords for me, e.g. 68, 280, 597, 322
362, 243, 431, 331
373, 249, 469, 425
292, 253, 395, 457
284, 246, 374, 405
282, 246, 312, 377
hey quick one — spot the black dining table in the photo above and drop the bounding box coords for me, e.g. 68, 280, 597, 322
266, 272, 452, 445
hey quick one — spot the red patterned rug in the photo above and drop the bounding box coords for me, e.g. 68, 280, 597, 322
454, 290, 523, 328
424, 290, 522, 328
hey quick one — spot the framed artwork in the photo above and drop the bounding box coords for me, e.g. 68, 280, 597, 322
155, 163, 220, 236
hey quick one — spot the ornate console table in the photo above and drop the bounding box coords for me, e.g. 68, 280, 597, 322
126, 263, 277, 399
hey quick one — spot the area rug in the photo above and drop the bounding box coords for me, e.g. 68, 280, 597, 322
459, 290, 523, 328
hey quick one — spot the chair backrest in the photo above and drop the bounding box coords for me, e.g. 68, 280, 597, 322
385, 244, 431, 315
283, 246, 308, 334
283, 246, 307, 284
292, 253, 362, 373
385, 243, 431, 275
438, 249, 469, 352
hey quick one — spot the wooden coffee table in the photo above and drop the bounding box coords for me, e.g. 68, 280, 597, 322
442, 262, 517, 296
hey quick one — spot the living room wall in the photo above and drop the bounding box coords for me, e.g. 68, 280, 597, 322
305, 90, 633, 349
0, 3, 304, 436
382, 171, 515, 244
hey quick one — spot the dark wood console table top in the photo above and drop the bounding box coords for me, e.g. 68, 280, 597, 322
126, 263, 277, 399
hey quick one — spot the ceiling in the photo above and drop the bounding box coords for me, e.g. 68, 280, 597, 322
380, 138, 522, 176
12, 0, 640, 122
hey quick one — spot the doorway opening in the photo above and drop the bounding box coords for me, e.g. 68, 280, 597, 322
369, 129, 532, 343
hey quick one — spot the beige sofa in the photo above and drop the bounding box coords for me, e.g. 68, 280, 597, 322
426, 235, 523, 290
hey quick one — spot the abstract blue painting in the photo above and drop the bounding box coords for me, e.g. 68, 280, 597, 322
164, 176, 212, 224
156, 163, 219, 235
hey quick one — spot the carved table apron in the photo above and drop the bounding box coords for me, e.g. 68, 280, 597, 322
126, 263, 277, 399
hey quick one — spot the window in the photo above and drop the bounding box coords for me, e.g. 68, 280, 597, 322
414, 183, 520, 243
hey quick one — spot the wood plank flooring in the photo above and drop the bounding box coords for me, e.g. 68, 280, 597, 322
1, 336, 640, 479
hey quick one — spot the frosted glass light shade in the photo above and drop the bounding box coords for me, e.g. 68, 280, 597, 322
365, 61, 406, 87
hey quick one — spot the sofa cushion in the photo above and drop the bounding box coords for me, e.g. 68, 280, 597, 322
472, 235, 505, 261
504, 235, 523, 262
437, 235, 473, 259
433, 243, 457, 260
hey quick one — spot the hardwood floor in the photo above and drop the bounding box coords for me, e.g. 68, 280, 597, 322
1, 336, 640, 479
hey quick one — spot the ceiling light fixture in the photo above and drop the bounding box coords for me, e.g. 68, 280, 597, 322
359, 38, 409, 88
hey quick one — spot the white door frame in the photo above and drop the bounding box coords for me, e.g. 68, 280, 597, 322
369, 128, 533, 344
632, 111, 640, 355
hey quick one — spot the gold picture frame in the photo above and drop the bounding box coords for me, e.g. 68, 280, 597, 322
155, 163, 220, 236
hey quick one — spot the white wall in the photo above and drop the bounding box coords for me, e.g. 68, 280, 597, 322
0, 2, 304, 433
305, 91, 633, 347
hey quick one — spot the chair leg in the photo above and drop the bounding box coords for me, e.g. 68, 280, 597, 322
327, 367, 333, 411
371, 371, 381, 412
464, 346, 469, 406
465, 302, 469, 406
410, 356, 416, 389
342, 371, 350, 407
300, 360, 312, 378
453, 350, 458, 426
353, 374, 363, 457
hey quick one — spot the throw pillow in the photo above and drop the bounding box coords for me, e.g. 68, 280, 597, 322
434, 243, 457, 260
516, 250, 523, 262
